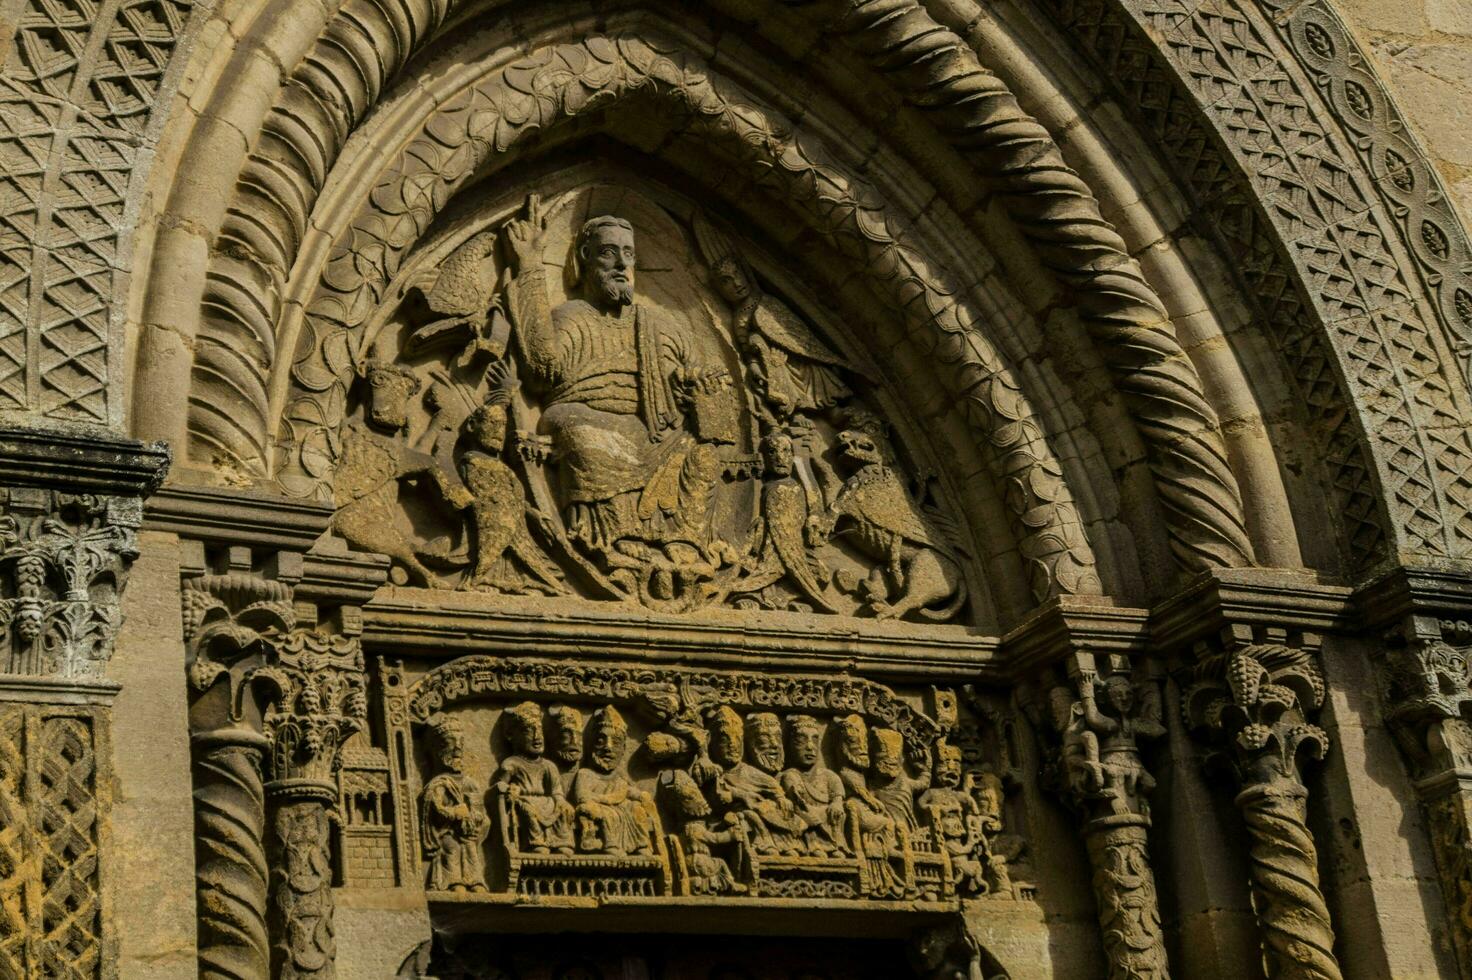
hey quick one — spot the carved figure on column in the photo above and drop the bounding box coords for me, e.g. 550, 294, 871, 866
571, 706, 657, 855
503, 198, 737, 595
421, 713, 489, 892
495, 701, 575, 854
1184, 640, 1342, 980
1382, 629, 1472, 977
1034, 658, 1169, 980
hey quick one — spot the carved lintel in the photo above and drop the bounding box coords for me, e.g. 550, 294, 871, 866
1181, 628, 1342, 980
1025, 650, 1170, 980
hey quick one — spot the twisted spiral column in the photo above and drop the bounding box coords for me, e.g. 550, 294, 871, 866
193, 730, 271, 980
810, 0, 1254, 572
1236, 783, 1343, 980
1084, 815, 1171, 980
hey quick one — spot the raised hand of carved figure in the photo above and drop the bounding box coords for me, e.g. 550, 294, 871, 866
503, 194, 549, 275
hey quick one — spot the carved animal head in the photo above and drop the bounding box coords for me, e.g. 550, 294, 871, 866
836, 428, 885, 468
363, 360, 421, 432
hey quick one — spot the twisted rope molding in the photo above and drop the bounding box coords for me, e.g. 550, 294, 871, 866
792, 0, 1254, 573
189, 0, 457, 471
278, 33, 1101, 598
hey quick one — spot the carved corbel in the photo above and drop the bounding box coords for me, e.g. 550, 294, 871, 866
184, 551, 365, 980
1380, 615, 1472, 978
1027, 652, 1171, 980
1181, 628, 1342, 980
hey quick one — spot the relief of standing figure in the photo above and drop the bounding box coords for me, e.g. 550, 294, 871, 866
420, 713, 489, 892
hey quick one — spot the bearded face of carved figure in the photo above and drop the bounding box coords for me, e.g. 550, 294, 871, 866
1104, 676, 1135, 716
761, 432, 794, 478
435, 726, 465, 773
467, 403, 508, 453
548, 707, 583, 769
580, 221, 636, 310
837, 715, 869, 769
935, 745, 962, 789
872, 729, 904, 778
747, 714, 784, 774
590, 716, 625, 774
787, 717, 822, 768
712, 257, 752, 305
709, 707, 744, 769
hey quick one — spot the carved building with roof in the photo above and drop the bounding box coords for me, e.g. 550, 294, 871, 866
3, 0, 1472, 976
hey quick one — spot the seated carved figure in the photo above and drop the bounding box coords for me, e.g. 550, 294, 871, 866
494, 701, 575, 854
662, 769, 745, 895
420, 713, 489, 892
707, 707, 804, 857
869, 727, 929, 835
918, 743, 986, 894
835, 714, 904, 897
571, 706, 656, 856
779, 715, 849, 856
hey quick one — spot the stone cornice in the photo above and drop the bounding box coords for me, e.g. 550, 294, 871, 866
999, 596, 1150, 679
146, 482, 333, 551
1150, 567, 1351, 655
0, 426, 170, 497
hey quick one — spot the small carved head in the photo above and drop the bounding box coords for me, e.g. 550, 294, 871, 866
547, 704, 584, 769
871, 728, 905, 778
707, 704, 745, 768
934, 742, 963, 788
363, 360, 421, 432
746, 712, 784, 774
759, 431, 794, 478
428, 713, 465, 772
573, 215, 636, 310
1102, 675, 1136, 716
503, 701, 545, 757
836, 428, 885, 468
835, 714, 870, 769
589, 705, 628, 774
711, 256, 752, 305
465, 403, 509, 453
786, 714, 823, 768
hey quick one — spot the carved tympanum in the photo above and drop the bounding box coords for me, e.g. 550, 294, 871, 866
324, 189, 970, 622
399, 657, 1022, 905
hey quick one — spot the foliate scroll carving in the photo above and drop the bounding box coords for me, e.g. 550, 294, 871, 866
0, 490, 141, 678
320, 193, 975, 621
398, 657, 1026, 905
1183, 638, 1342, 980
0, 703, 107, 980
1381, 623, 1472, 976
1032, 656, 1169, 980
280, 33, 1100, 601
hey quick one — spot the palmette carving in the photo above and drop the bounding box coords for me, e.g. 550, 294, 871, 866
404, 657, 1020, 904
1185, 642, 1342, 980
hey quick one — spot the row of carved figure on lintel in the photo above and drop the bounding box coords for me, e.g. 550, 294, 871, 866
418, 700, 1020, 902
329, 192, 970, 620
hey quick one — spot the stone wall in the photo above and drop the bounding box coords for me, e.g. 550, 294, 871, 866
1339, 0, 1472, 226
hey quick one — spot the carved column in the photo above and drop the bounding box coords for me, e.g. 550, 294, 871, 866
184, 556, 365, 980
1380, 616, 1472, 978
1181, 630, 1342, 980
0, 429, 168, 980
1035, 652, 1170, 980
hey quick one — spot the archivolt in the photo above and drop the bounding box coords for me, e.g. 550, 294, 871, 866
275, 32, 1101, 600
176, 0, 1252, 584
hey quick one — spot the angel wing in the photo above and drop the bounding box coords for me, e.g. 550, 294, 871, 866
762, 479, 837, 612
751, 298, 851, 369
846, 474, 945, 551
409, 231, 503, 358
692, 211, 738, 270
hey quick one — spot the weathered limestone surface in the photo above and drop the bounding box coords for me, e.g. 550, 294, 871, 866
7, 0, 1472, 976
